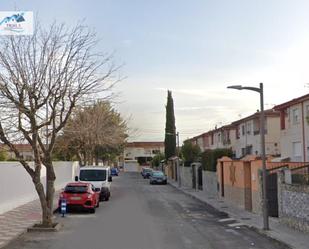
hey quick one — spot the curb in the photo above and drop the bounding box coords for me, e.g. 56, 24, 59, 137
27, 222, 63, 232
250, 226, 293, 249
168, 181, 293, 249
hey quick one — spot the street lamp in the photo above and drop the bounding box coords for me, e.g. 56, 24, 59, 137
227, 83, 269, 230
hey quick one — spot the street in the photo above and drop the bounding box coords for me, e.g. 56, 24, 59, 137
4, 172, 289, 249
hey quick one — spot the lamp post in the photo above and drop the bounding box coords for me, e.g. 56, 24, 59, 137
227, 83, 269, 230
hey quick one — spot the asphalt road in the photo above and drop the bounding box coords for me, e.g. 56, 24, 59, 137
4, 172, 289, 249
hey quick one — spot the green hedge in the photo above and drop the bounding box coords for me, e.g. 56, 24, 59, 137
201, 148, 232, 172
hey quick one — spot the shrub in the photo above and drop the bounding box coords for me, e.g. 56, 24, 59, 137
181, 140, 201, 167
201, 148, 232, 172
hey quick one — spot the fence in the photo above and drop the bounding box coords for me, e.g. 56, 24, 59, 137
0, 161, 79, 215
278, 169, 309, 232
290, 165, 309, 185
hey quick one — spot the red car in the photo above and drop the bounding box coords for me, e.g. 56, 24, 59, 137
59, 182, 100, 213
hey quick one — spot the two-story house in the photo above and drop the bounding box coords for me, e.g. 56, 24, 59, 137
274, 94, 309, 162
124, 142, 165, 164
232, 110, 281, 158
187, 133, 210, 152
207, 125, 237, 152
187, 125, 237, 154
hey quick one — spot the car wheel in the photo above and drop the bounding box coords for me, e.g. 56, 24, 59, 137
90, 208, 96, 213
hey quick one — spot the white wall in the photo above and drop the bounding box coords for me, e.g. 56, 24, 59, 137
0, 161, 79, 215
179, 166, 192, 188
280, 103, 301, 161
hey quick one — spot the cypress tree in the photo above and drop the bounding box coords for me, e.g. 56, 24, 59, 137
164, 90, 176, 159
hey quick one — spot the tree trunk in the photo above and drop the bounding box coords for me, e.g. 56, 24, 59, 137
44, 160, 56, 227
32, 176, 51, 227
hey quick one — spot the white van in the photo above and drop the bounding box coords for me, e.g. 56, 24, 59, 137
75, 166, 112, 201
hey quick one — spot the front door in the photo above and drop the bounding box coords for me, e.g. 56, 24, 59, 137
220, 162, 224, 197
244, 163, 252, 211
266, 173, 278, 217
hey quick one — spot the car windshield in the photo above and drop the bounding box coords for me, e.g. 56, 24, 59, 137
80, 170, 107, 181
64, 185, 88, 193
152, 172, 164, 177
144, 168, 152, 172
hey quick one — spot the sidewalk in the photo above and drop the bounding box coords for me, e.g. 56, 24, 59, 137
169, 180, 309, 249
0, 192, 60, 248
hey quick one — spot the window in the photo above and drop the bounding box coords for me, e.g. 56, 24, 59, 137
242, 125, 245, 135
246, 122, 251, 135
306, 105, 309, 126
293, 142, 302, 157
280, 110, 286, 130
246, 145, 252, 155
64, 185, 88, 193
236, 126, 240, 139
80, 170, 107, 181
292, 108, 300, 124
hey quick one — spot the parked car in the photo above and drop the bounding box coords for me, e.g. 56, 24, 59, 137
141, 167, 153, 179
58, 182, 99, 213
111, 167, 119, 176
149, 171, 167, 185
75, 166, 112, 201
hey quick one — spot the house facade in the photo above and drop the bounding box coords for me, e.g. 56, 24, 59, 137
232, 110, 281, 158
124, 142, 165, 164
207, 125, 237, 152
0, 144, 34, 161
274, 94, 309, 162
188, 133, 209, 152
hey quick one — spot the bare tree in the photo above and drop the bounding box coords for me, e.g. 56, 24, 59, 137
0, 23, 117, 227
56, 101, 127, 166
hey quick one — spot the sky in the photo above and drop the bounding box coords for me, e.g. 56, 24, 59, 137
1, 0, 309, 143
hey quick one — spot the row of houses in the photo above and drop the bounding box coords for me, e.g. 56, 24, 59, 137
187, 93, 309, 162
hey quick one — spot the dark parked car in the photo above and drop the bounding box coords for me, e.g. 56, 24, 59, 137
141, 167, 153, 179
149, 171, 167, 185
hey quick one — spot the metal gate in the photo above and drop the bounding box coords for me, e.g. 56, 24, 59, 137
266, 173, 278, 217
197, 166, 203, 190
192, 164, 196, 189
